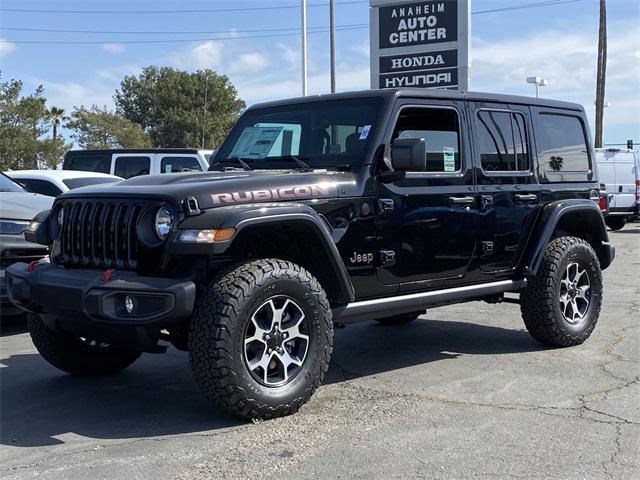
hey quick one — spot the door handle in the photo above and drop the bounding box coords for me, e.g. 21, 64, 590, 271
449, 196, 475, 206
515, 193, 538, 202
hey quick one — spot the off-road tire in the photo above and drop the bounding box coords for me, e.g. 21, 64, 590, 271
605, 217, 626, 231
28, 313, 141, 375
520, 236, 602, 347
189, 258, 333, 420
375, 312, 423, 325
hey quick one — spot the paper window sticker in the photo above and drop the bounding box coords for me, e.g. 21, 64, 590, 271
359, 125, 372, 140
165, 164, 172, 173
443, 147, 456, 172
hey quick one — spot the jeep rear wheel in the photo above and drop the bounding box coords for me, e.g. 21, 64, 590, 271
28, 313, 141, 376
520, 236, 602, 347
189, 259, 333, 420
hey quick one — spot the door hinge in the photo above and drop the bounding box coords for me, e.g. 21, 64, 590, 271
380, 250, 396, 267
481, 241, 494, 256
378, 198, 395, 214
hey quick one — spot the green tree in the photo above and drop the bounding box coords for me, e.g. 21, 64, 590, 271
48, 106, 67, 139
66, 105, 152, 149
114, 66, 245, 148
0, 72, 68, 170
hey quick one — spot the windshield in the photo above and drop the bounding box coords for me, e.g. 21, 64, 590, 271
212, 97, 385, 170
0, 173, 26, 192
62, 177, 121, 189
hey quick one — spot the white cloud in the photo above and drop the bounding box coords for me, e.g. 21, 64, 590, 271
170, 41, 224, 70
36, 79, 114, 112
471, 20, 640, 141
0, 39, 16, 57
229, 52, 269, 73
102, 43, 126, 54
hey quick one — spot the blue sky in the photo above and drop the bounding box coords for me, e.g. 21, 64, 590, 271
1, 0, 638, 145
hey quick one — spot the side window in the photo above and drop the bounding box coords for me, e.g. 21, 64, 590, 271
392, 107, 461, 173
476, 110, 529, 172
160, 156, 203, 173
114, 156, 150, 179
64, 154, 111, 173
537, 113, 590, 177
16, 178, 63, 197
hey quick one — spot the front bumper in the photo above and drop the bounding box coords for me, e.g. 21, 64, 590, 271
6, 262, 196, 327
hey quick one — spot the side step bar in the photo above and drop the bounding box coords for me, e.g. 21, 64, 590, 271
333, 279, 527, 324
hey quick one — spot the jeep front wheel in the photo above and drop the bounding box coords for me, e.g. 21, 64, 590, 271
520, 236, 602, 347
28, 313, 141, 376
189, 259, 333, 420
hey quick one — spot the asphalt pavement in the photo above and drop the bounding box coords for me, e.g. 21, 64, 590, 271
1, 225, 638, 479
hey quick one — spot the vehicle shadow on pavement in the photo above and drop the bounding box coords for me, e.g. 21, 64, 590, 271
324, 318, 544, 384
0, 314, 28, 337
0, 318, 543, 448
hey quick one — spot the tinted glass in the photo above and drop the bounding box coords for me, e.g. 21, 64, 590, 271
477, 110, 529, 172
15, 178, 62, 197
62, 177, 120, 189
214, 98, 384, 169
392, 107, 460, 173
0, 173, 25, 192
114, 156, 150, 179
160, 156, 202, 173
538, 113, 590, 176
64, 153, 111, 173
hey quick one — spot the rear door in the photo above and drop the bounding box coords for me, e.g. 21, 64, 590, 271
613, 151, 637, 210
470, 102, 540, 273
111, 154, 151, 179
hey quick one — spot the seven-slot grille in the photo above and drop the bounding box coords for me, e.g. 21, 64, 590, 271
57, 199, 156, 270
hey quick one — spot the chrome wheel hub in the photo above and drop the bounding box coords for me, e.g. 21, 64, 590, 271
559, 262, 591, 324
243, 296, 309, 387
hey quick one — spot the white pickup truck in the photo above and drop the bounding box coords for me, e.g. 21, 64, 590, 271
596, 148, 639, 230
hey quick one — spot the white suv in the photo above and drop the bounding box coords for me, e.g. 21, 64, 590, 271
62, 149, 210, 179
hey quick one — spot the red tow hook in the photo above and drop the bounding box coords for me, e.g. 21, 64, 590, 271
27, 261, 39, 273
103, 268, 116, 282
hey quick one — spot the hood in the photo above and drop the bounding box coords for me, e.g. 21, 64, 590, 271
59, 170, 359, 209
0, 192, 54, 221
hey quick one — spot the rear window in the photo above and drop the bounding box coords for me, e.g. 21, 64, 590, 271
62, 177, 120, 189
537, 113, 591, 180
114, 156, 150, 179
63, 153, 111, 174
476, 110, 529, 172
159, 156, 202, 173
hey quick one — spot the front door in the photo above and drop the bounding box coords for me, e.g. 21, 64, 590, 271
470, 102, 541, 273
376, 100, 477, 291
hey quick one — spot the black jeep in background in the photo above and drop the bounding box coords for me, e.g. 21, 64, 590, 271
6, 89, 614, 419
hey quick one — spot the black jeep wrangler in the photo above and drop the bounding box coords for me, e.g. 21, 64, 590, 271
6, 89, 615, 419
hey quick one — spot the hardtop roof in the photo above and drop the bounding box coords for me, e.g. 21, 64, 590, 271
250, 88, 584, 112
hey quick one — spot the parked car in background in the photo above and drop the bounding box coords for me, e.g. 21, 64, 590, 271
0, 173, 52, 315
596, 148, 640, 230
62, 149, 210, 179
6, 170, 122, 197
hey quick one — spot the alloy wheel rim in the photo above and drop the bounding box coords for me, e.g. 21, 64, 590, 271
559, 262, 591, 325
243, 296, 310, 387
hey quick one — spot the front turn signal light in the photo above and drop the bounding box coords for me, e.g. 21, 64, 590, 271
177, 228, 235, 243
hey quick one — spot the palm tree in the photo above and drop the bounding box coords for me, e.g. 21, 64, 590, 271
48, 106, 66, 139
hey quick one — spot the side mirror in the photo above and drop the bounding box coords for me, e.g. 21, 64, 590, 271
391, 137, 427, 171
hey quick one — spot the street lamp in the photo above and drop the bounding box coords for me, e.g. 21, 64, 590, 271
526, 76, 549, 98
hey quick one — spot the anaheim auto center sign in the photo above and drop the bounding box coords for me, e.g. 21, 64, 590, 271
370, 0, 470, 90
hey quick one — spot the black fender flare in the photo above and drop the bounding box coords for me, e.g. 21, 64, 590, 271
523, 199, 615, 275
170, 203, 355, 304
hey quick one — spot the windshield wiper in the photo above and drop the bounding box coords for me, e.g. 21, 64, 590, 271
265, 155, 313, 172
210, 157, 253, 171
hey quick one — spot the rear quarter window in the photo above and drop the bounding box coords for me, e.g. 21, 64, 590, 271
537, 113, 592, 182
63, 153, 111, 174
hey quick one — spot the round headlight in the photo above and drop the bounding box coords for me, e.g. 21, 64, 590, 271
154, 206, 174, 239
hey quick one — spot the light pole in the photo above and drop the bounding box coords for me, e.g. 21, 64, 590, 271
329, 0, 336, 93
301, 0, 308, 96
526, 76, 549, 98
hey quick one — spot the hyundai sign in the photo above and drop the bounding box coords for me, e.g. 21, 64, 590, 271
370, 0, 470, 90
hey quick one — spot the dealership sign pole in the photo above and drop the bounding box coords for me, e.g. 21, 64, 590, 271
370, 0, 470, 90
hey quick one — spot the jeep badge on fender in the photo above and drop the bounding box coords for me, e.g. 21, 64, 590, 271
7, 88, 614, 420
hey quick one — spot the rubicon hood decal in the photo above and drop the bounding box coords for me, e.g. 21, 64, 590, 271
211, 183, 335, 205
